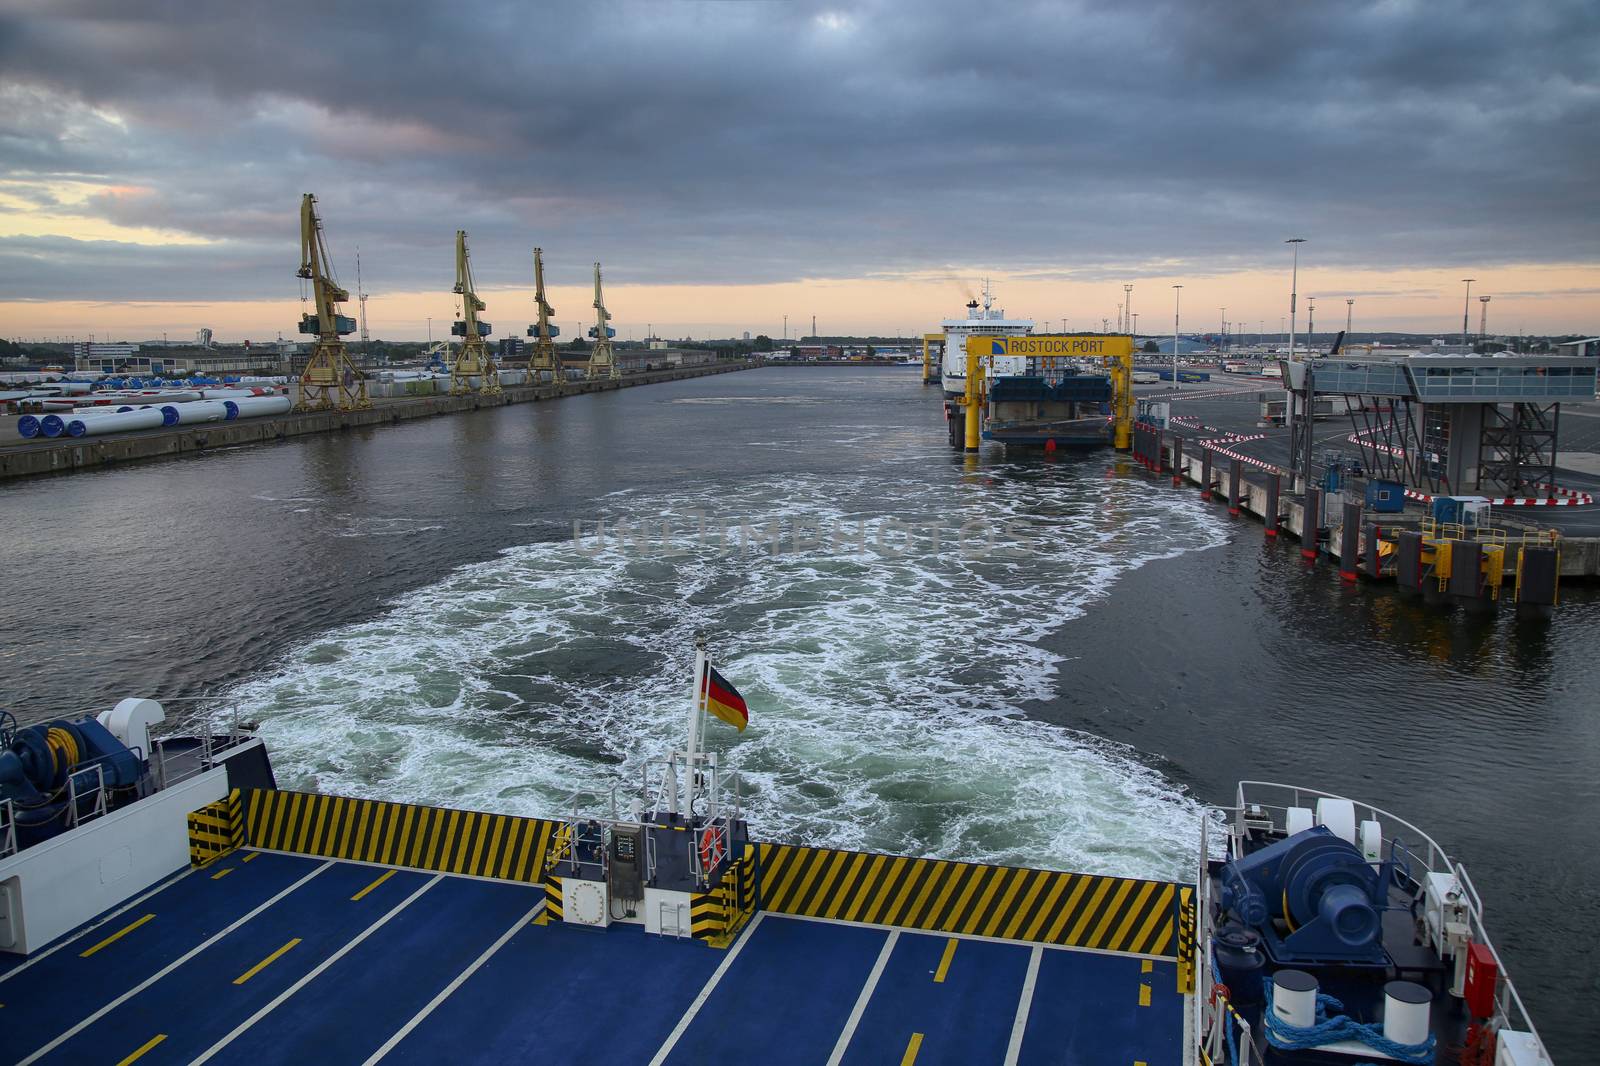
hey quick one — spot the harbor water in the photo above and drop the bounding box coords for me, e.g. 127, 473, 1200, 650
1, 367, 1593, 1056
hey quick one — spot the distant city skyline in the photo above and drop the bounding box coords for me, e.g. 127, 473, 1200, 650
0, 3, 1595, 339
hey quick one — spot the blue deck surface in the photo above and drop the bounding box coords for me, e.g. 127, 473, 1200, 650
2, 852, 1184, 1066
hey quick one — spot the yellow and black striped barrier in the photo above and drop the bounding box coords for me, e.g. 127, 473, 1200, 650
691, 845, 757, 947
187, 788, 244, 867
243, 789, 561, 883
538, 876, 564, 924
1176, 886, 1196, 992
757, 843, 1183, 957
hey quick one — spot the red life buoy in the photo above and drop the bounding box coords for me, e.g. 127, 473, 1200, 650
699, 827, 725, 869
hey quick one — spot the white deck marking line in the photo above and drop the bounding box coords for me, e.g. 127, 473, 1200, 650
17, 860, 334, 1066
825, 929, 899, 1066
191, 874, 444, 1064
765, 911, 1173, 962
646, 910, 767, 1066
360, 898, 545, 1066
0, 867, 196, 986
1002, 945, 1043, 1066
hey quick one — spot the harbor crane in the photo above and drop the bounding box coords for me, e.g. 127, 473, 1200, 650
526, 247, 562, 384
450, 230, 501, 395
295, 193, 369, 411
587, 262, 619, 380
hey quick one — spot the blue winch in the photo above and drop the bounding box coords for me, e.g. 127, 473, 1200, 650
0, 714, 146, 847
1219, 826, 1395, 966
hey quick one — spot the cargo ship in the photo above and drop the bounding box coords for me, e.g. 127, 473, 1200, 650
0, 654, 1553, 1064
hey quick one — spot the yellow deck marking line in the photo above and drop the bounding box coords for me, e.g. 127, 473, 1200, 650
1001, 945, 1043, 1066
242, 852, 261, 863
900, 1032, 924, 1065
1141, 960, 1153, 973
0, 869, 193, 987
20, 861, 333, 1066
351, 869, 399, 901
115, 1034, 166, 1066
824, 929, 898, 1066
1139, 984, 1152, 1007
211, 867, 234, 880
79, 914, 156, 958
234, 938, 301, 985
933, 938, 959, 983
195, 877, 444, 1065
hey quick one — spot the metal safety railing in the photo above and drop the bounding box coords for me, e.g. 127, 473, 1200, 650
146, 698, 256, 793
0, 798, 15, 860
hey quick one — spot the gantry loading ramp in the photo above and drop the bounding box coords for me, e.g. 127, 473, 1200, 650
961, 334, 1135, 451
1282, 354, 1597, 496
295, 194, 370, 411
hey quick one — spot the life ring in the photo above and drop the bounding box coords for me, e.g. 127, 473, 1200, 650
698, 827, 726, 869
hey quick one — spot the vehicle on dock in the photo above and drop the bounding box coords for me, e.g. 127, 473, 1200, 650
0, 669, 1554, 1063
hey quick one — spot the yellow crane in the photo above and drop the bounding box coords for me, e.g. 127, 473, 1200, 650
587, 262, 619, 380
450, 230, 501, 395
295, 193, 369, 411
527, 247, 561, 385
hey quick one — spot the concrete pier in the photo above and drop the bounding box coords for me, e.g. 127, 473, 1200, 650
0, 362, 752, 482
1159, 436, 1600, 580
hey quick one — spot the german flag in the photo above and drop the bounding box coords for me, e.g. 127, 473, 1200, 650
702, 666, 749, 731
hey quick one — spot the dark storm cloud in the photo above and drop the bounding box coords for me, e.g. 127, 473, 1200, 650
0, 0, 1595, 301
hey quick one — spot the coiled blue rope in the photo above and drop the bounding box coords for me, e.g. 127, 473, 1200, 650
1261, 977, 1436, 1064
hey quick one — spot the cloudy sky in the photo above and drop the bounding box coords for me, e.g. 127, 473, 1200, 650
1, 0, 1596, 341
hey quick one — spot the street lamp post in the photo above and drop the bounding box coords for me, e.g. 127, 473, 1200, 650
1286, 238, 1306, 358
1172, 285, 1183, 390
1124, 284, 1134, 335
1346, 298, 1354, 336
1461, 278, 1476, 349
1220, 307, 1227, 352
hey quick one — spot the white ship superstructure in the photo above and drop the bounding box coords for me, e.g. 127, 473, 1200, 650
939, 281, 1034, 397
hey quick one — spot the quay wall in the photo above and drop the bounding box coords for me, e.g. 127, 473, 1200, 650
1159, 441, 1600, 580
0, 362, 752, 482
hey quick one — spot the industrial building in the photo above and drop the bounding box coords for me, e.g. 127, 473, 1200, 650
76, 345, 285, 377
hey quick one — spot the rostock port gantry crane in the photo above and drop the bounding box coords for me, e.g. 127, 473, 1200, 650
587, 262, 619, 380
450, 230, 501, 395
296, 193, 370, 411
527, 247, 562, 384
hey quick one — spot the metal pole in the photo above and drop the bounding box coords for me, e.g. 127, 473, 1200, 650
1461, 278, 1475, 348
1346, 298, 1354, 336
1124, 284, 1133, 336
686, 636, 707, 815
1172, 285, 1183, 390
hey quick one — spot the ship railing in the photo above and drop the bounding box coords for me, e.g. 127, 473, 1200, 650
0, 798, 15, 860
146, 698, 257, 793
65, 762, 109, 828
1228, 781, 1546, 1053
1195, 807, 1267, 1066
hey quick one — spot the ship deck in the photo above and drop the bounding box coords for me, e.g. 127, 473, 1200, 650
0, 850, 1183, 1065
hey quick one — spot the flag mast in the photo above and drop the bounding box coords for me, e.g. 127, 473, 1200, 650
685, 633, 708, 815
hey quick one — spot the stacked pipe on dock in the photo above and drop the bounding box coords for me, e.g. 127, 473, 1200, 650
15, 390, 291, 439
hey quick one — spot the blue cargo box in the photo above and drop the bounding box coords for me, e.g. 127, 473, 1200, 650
1364, 479, 1406, 512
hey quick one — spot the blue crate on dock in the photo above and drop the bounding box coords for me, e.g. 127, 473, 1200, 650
1365, 479, 1407, 513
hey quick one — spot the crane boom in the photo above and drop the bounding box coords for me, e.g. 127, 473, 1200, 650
586, 261, 618, 380
527, 247, 561, 382
295, 193, 367, 411
448, 229, 500, 395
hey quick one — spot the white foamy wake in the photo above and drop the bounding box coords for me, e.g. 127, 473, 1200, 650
226, 465, 1228, 880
